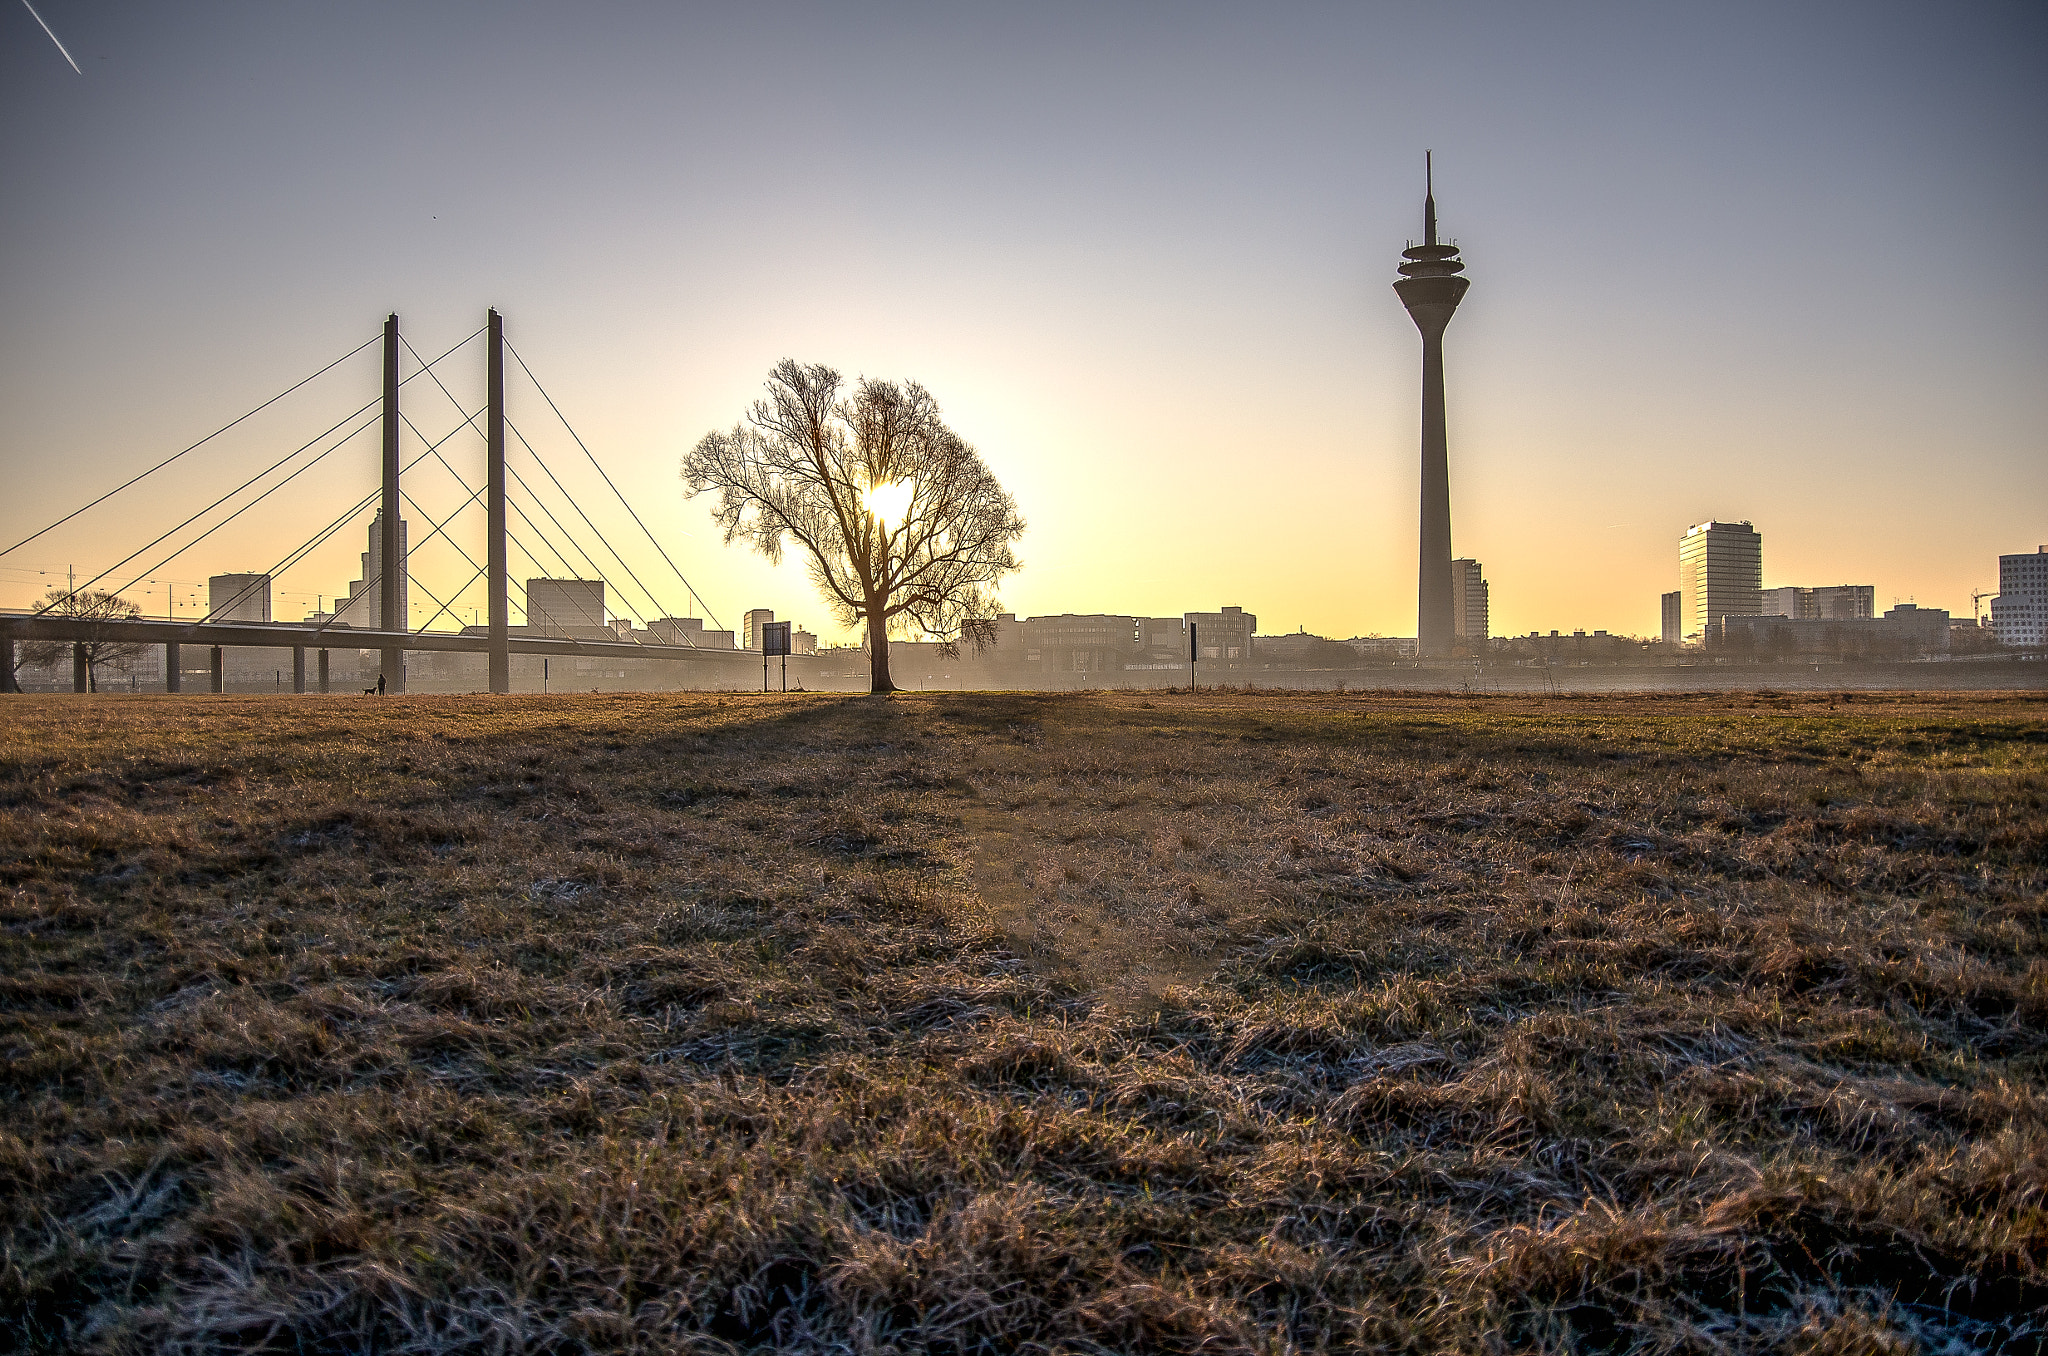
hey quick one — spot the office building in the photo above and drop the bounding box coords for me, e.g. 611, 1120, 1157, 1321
1186, 606, 1256, 661
527, 578, 606, 635
1134, 617, 1185, 660
330, 512, 408, 629
1026, 613, 1141, 674
1451, 558, 1489, 642
1678, 520, 1761, 644
1661, 591, 1681, 646
207, 573, 271, 623
1758, 585, 1874, 621
1720, 603, 1950, 658
1348, 636, 1419, 660
1990, 546, 2048, 647
743, 609, 776, 651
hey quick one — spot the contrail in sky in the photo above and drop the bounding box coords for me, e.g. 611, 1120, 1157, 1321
19, 0, 83, 74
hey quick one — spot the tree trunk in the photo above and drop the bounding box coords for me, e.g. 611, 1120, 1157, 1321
865, 607, 897, 694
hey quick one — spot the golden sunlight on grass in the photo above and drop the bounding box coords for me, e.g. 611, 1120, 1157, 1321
2, 689, 2044, 1352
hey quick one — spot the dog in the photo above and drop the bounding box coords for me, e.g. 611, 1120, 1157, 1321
362, 686, 378, 696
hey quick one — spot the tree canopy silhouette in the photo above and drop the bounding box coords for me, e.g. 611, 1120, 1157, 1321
18, 588, 145, 692
683, 361, 1024, 693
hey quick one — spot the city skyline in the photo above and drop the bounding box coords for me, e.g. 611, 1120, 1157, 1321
3, 4, 2042, 643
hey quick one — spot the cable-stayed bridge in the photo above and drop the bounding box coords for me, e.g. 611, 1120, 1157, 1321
0, 312, 767, 694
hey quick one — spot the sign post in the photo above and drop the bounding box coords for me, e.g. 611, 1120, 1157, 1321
1189, 621, 1198, 694
763, 621, 792, 692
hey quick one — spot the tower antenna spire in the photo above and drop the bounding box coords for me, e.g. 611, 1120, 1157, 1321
1424, 150, 1437, 246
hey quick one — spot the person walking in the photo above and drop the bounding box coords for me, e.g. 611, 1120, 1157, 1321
376, 674, 386, 696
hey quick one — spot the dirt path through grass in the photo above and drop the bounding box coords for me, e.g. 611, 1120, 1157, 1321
939, 694, 1325, 1011
957, 792, 1245, 1012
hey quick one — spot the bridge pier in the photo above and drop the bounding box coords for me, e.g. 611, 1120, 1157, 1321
210, 646, 224, 694
318, 649, 329, 693
165, 642, 181, 693
293, 647, 306, 694
1, 638, 17, 693
73, 644, 87, 693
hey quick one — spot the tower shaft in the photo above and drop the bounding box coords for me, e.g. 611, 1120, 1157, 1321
1393, 157, 1469, 660
1416, 325, 1453, 657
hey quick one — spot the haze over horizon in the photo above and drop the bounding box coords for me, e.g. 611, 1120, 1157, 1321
3, 2, 2042, 644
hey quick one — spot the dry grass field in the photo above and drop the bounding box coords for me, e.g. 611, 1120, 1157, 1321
3, 688, 2046, 1354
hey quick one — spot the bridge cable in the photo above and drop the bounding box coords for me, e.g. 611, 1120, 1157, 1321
198, 402, 490, 624
163, 428, 464, 630
46, 328, 487, 616
504, 341, 723, 629
406, 566, 484, 636
396, 338, 648, 630
392, 407, 611, 626
506, 417, 665, 627
0, 332, 381, 561
89, 412, 383, 617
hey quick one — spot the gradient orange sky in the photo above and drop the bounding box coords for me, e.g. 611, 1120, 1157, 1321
3, 3, 2043, 643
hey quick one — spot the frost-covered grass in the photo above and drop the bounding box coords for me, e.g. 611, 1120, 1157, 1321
3, 688, 2045, 1353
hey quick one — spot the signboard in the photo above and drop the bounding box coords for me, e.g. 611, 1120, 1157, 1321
762, 621, 792, 657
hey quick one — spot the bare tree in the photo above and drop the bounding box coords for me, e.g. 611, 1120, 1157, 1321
683, 361, 1024, 693
19, 589, 146, 692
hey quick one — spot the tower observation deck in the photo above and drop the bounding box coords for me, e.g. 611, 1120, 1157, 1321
1393, 152, 1470, 659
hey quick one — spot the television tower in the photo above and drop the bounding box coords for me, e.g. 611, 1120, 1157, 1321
1394, 153, 1469, 658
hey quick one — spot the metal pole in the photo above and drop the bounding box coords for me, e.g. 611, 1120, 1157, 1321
380, 312, 405, 693
165, 642, 181, 693
293, 646, 306, 694
487, 309, 510, 693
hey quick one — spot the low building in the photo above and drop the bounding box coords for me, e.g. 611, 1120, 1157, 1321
1347, 636, 1418, 660
527, 578, 605, 635
1758, 584, 1874, 620
1026, 613, 1139, 675
208, 573, 272, 623
1718, 603, 1951, 658
1185, 606, 1255, 661
644, 616, 735, 649
1133, 616, 1186, 662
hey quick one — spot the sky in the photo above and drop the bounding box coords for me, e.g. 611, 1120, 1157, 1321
3, 1, 2043, 642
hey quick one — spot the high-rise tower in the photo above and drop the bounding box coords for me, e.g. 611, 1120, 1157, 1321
1393, 153, 1470, 659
